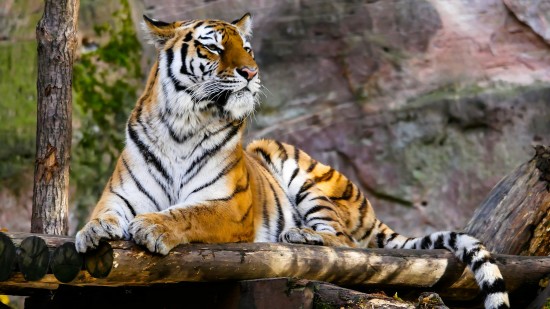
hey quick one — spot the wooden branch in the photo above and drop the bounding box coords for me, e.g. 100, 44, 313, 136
17, 278, 429, 309
465, 145, 550, 255
32, 0, 80, 235
1, 232, 549, 304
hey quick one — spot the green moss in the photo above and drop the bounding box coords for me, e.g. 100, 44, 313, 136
0, 41, 37, 187
71, 0, 142, 227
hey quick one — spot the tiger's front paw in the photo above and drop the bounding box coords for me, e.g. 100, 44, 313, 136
129, 213, 184, 255
75, 215, 129, 253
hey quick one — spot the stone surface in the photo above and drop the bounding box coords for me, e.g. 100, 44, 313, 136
503, 0, 550, 44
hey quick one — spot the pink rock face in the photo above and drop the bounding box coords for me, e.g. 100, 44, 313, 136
137, 0, 550, 237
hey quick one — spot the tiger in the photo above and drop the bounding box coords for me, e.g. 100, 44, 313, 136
75, 13, 510, 309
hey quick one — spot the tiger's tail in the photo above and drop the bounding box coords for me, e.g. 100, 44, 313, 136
373, 220, 509, 309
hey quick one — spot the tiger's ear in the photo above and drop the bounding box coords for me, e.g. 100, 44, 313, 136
142, 15, 177, 48
232, 13, 253, 37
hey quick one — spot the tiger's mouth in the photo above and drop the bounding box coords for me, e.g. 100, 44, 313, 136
207, 89, 251, 107
213, 89, 255, 120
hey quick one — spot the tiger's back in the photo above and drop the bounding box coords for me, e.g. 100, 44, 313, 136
75, 13, 509, 309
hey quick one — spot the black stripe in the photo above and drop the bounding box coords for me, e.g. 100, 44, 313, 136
159, 106, 192, 143
288, 168, 299, 187
295, 180, 315, 204
189, 156, 242, 196
306, 160, 318, 172
127, 123, 172, 184
193, 21, 204, 29
269, 182, 285, 238
351, 197, 369, 234
306, 216, 336, 224
303, 205, 337, 220
122, 157, 162, 211
359, 219, 376, 241
471, 255, 494, 272
353, 186, 362, 202
214, 176, 250, 202
315, 168, 335, 182
420, 235, 433, 249
239, 202, 254, 223
112, 191, 137, 217
292, 212, 302, 227
463, 246, 481, 266
184, 123, 241, 177
309, 196, 330, 202
194, 40, 209, 59
288, 147, 301, 186
275, 141, 288, 161
386, 233, 399, 243
448, 232, 458, 251
330, 180, 353, 200
188, 122, 235, 158
401, 237, 413, 249
179, 43, 193, 76
183, 32, 193, 42
376, 232, 385, 248
165, 48, 195, 96
481, 278, 506, 294
254, 148, 273, 166
434, 234, 445, 249
261, 177, 270, 231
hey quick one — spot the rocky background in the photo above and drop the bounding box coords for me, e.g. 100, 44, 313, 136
1, 0, 549, 237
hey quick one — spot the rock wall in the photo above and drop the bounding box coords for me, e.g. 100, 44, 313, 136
140, 0, 550, 236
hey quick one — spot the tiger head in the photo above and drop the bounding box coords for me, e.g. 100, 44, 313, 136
143, 13, 260, 121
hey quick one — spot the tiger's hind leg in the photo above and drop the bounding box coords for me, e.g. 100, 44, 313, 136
282, 180, 356, 247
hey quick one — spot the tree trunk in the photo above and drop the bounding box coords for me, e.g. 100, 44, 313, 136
465, 145, 550, 256
32, 0, 79, 235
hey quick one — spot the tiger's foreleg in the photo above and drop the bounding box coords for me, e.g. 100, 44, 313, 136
129, 200, 255, 255
75, 192, 134, 253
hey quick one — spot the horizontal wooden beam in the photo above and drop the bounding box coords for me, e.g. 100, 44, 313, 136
1, 232, 549, 303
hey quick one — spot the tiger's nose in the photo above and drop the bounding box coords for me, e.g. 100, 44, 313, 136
236, 67, 258, 81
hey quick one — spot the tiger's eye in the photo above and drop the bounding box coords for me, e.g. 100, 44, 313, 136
205, 44, 221, 53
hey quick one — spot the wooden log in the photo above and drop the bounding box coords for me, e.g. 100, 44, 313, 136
465, 145, 550, 255
14, 278, 427, 309
0, 232, 549, 306
309, 281, 420, 308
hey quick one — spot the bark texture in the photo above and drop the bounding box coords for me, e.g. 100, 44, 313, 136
32, 0, 79, 235
465, 145, 550, 256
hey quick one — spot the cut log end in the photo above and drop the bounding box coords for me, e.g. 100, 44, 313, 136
51, 242, 84, 283
84, 241, 113, 279
17, 236, 49, 281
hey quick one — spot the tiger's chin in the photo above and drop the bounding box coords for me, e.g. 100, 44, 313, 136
223, 89, 256, 120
